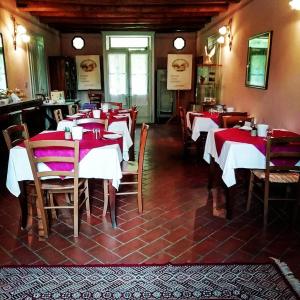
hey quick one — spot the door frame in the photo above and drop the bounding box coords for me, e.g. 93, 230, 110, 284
102, 31, 155, 123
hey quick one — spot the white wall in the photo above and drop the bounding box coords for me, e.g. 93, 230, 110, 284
197, 0, 300, 132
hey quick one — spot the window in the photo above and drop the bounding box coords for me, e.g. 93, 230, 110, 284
28, 36, 48, 96
108, 36, 149, 49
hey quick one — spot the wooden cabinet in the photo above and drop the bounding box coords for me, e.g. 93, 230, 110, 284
48, 56, 77, 100
195, 64, 221, 108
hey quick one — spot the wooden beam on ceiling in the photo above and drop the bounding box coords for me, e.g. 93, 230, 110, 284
17, 0, 239, 6
16, 0, 240, 33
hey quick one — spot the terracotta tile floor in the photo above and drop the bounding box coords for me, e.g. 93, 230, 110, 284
0, 124, 299, 277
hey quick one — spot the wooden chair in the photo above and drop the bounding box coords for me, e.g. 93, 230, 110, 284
3, 123, 29, 150
77, 118, 108, 130
3, 123, 34, 229
222, 115, 253, 128
88, 90, 103, 107
25, 139, 90, 238
53, 109, 63, 124
103, 123, 149, 215
104, 102, 123, 109
247, 135, 300, 227
129, 108, 138, 161
68, 104, 79, 115
179, 106, 194, 154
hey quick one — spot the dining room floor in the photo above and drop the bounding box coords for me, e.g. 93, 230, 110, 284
0, 123, 299, 278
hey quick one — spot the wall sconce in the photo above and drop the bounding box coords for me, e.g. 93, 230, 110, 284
289, 0, 300, 10
217, 18, 233, 50
11, 15, 30, 50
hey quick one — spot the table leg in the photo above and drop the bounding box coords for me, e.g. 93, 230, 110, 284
208, 155, 216, 190
108, 179, 117, 228
225, 185, 234, 219
19, 181, 28, 230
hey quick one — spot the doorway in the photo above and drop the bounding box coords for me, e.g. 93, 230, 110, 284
103, 33, 154, 123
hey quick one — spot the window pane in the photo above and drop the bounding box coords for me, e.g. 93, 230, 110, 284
108, 53, 127, 96
130, 53, 148, 99
110, 37, 148, 48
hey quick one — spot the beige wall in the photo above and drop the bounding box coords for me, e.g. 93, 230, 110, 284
155, 32, 197, 109
0, 0, 60, 99
197, 0, 300, 133
60, 33, 103, 102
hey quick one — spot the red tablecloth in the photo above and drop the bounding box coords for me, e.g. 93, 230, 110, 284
214, 128, 300, 165
20, 131, 122, 172
189, 111, 220, 127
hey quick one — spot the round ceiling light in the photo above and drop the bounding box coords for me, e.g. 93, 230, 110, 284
173, 37, 185, 50
72, 36, 85, 50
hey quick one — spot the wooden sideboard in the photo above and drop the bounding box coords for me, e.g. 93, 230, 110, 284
0, 99, 44, 188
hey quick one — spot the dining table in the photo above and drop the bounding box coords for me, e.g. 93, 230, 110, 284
57, 116, 133, 161
203, 127, 300, 217
6, 129, 126, 231
186, 111, 220, 141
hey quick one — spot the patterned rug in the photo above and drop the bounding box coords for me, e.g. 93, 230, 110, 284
0, 262, 299, 299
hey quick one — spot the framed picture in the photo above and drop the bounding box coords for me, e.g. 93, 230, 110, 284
76, 55, 101, 90
167, 54, 193, 90
245, 31, 272, 89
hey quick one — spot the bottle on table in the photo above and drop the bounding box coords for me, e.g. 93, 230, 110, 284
251, 119, 257, 136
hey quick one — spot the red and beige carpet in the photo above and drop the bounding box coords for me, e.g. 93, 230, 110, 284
0, 262, 299, 299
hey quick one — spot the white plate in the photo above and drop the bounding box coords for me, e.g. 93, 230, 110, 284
103, 133, 122, 140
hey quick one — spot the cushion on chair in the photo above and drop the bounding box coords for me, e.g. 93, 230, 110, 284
41, 178, 86, 190
253, 170, 299, 183
121, 161, 138, 174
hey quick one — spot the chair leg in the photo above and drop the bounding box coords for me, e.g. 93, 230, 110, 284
36, 194, 48, 238
246, 172, 254, 212
263, 180, 270, 228
103, 179, 109, 216
137, 175, 143, 213
84, 180, 91, 217
73, 193, 79, 238
48, 193, 58, 219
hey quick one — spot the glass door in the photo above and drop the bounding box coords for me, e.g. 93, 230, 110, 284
103, 33, 154, 123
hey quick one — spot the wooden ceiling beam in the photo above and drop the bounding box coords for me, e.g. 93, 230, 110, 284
40, 17, 211, 25
22, 5, 227, 14
17, 0, 235, 7
31, 11, 220, 18
49, 23, 206, 33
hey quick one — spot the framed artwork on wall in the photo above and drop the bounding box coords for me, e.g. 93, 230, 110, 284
245, 31, 272, 89
167, 54, 193, 90
76, 55, 101, 90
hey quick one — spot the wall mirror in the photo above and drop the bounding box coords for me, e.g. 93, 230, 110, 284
245, 31, 272, 89
0, 33, 8, 91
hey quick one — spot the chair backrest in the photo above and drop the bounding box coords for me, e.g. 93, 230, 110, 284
105, 102, 123, 109
77, 118, 108, 130
222, 115, 253, 128
2, 123, 29, 150
265, 136, 300, 175
24, 139, 80, 199
53, 109, 63, 124
137, 123, 149, 174
68, 104, 79, 115
179, 106, 188, 142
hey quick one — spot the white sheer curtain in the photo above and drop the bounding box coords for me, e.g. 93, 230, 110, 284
130, 53, 148, 106
108, 53, 127, 104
